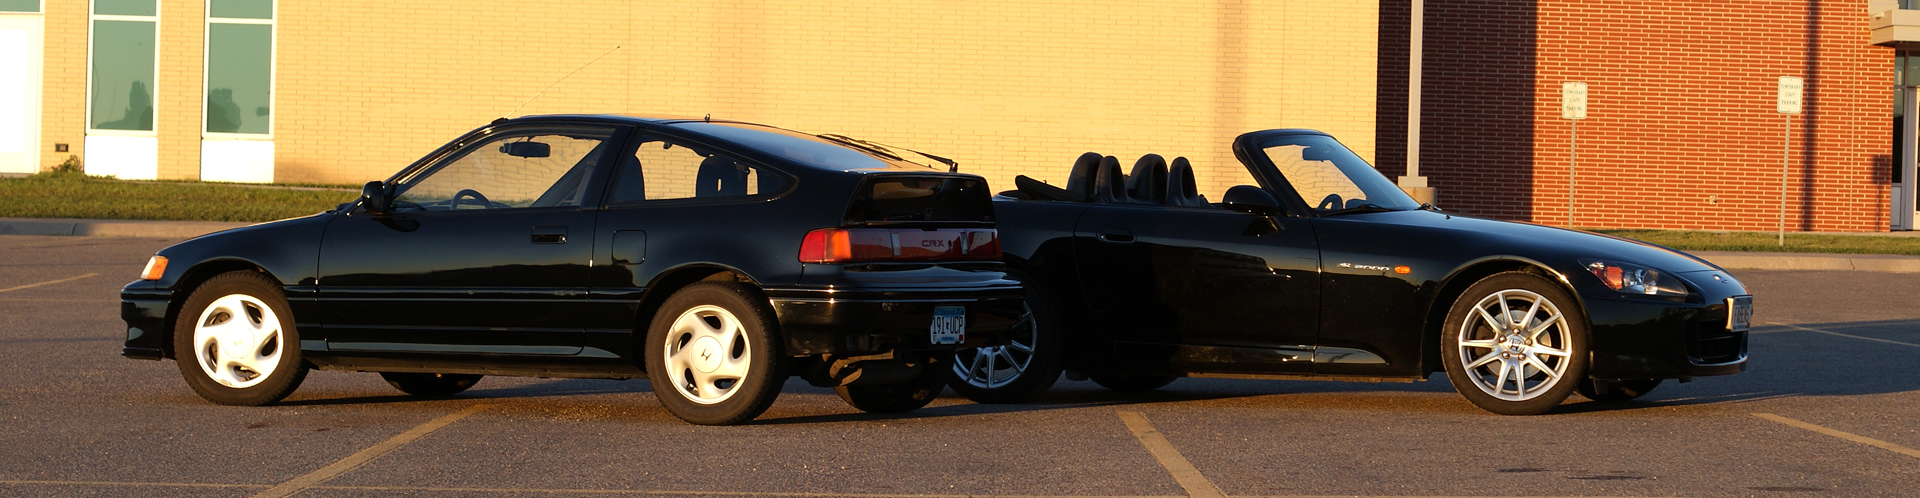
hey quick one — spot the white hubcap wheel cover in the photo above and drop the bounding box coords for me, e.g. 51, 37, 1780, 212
664, 305, 751, 405
1456, 289, 1572, 401
192, 294, 283, 389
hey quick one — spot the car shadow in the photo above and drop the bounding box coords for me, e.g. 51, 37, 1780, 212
750, 386, 1279, 425
267, 317, 1915, 419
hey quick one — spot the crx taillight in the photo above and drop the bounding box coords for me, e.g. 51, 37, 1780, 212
799, 228, 1000, 264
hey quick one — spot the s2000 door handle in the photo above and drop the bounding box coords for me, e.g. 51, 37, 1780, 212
530, 227, 568, 244
1097, 229, 1134, 243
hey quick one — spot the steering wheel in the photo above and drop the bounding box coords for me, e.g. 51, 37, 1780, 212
449, 189, 496, 210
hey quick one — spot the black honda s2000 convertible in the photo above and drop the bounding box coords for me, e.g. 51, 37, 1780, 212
120, 115, 1023, 425
949, 129, 1750, 415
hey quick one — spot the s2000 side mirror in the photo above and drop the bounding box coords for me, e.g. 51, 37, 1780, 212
1221, 185, 1282, 216
360, 181, 392, 215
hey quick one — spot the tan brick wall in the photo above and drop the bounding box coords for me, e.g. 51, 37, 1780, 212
155, 0, 202, 180
39, 1, 85, 171
266, 0, 1378, 200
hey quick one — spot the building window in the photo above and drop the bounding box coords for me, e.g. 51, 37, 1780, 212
0, 1, 40, 13
204, 0, 272, 136
88, 0, 157, 133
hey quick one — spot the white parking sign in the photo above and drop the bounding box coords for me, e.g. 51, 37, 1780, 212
1778, 76, 1803, 115
1561, 82, 1587, 120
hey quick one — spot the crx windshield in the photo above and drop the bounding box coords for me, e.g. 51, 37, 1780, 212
1260, 135, 1420, 215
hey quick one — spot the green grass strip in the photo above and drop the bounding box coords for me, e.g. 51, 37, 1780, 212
1593, 229, 1920, 256
0, 172, 355, 222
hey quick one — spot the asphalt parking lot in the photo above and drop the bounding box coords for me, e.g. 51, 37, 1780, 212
1, 234, 1916, 498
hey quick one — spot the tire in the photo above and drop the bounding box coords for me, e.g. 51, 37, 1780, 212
837, 356, 949, 414
644, 281, 786, 426
380, 372, 483, 397
1091, 375, 1177, 392
1441, 272, 1589, 415
947, 276, 1062, 404
1576, 379, 1661, 402
172, 271, 309, 406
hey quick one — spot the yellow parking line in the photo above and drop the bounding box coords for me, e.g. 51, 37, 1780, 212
249, 404, 490, 498
0, 479, 264, 489
1754, 413, 1920, 460
0, 273, 97, 293
1762, 321, 1920, 348
1117, 411, 1226, 498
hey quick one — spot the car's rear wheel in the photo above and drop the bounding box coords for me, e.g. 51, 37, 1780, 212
1576, 379, 1661, 402
1441, 272, 1588, 415
380, 372, 483, 397
644, 281, 785, 426
948, 276, 1061, 403
1091, 375, 1177, 392
837, 356, 949, 414
173, 271, 308, 406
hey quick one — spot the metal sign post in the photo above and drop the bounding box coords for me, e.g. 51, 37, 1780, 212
1777, 76, 1803, 246
1562, 82, 1587, 228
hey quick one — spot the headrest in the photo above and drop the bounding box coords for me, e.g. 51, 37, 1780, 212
1094, 155, 1133, 204
1127, 154, 1169, 203
1063, 152, 1104, 202
1166, 156, 1208, 207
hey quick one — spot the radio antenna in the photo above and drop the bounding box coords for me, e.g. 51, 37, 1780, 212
504, 45, 623, 118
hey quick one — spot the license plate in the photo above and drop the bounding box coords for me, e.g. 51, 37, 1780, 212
1727, 296, 1752, 332
930, 306, 965, 345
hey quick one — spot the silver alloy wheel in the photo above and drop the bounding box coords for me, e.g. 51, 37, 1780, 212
952, 303, 1034, 388
662, 304, 752, 405
1455, 288, 1573, 401
191, 294, 284, 389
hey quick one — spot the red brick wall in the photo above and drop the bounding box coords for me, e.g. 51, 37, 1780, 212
1419, 0, 1894, 231
1417, 0, 1540, 221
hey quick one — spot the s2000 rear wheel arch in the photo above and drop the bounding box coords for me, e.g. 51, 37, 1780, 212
1419, 258, 1590, 379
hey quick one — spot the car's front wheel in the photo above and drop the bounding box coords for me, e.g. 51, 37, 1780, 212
948, 276, 1061, 403
380, 372, 483, 397
173, 271, 309, 406
1441, 272, 1588, 415
644, 281, 785, 426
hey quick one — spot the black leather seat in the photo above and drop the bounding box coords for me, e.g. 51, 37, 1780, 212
694, 156, 747, 197
1013, 151, 1104, 202
1166, 156, 1211, 207
1126, 154, 1168, 204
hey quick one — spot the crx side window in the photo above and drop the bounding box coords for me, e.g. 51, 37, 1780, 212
607, 136, 791, 204
391, 126, 618, 212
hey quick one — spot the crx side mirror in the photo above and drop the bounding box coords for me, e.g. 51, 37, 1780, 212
359, 181, 393, 215
1221, 185, 1282, 216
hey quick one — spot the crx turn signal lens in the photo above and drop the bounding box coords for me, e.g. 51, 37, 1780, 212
140, 256, 168, 280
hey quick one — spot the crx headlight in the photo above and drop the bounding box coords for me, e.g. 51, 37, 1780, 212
1581, 259, 1688, 297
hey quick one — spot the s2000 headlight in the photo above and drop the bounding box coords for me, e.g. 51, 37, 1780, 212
1581, 259, 1688, 297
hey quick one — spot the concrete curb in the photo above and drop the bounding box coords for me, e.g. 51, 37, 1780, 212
0, 217, 252, 239
1691, 251, 1920, 273
3, 217, 1917, 272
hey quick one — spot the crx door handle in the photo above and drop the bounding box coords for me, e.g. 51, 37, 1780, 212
1097, 228, 1135, 243
531, 226, 568, 244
